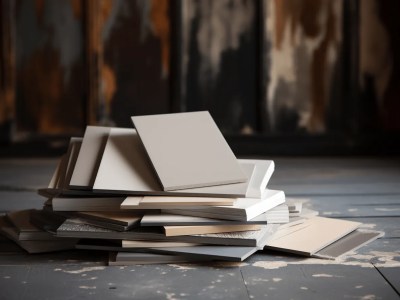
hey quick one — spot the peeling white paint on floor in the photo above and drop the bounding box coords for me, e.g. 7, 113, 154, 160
360, 294, 377, 300
359, 223, 377, 229
79, 285, 96, 290
167, 264, 196, 271
272, 277, 282, 282
312, 273, 343, 278
165, 292, 178, 300
374, 207, 400, 212
54, 266, 106, 274
251, 249, 400, 270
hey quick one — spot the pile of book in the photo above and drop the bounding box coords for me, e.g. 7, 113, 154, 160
0, 112, 383, 264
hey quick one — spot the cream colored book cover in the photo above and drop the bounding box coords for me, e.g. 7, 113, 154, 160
132, 111, 246, 191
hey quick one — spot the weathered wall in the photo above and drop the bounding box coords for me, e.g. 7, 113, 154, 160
264, 0, 342, 134
359, 0, 400, 131
15, 0, 85, 135
180, 0, 258, 134
0, 0, 399, 151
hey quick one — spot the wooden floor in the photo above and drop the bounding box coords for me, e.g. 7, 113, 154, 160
0, 157, 399, 299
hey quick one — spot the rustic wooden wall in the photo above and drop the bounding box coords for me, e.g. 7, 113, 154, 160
179, 0, 259, 134
87, 0, 170, 128
359, 0, 400, 132
14, 0, 85, 135
0, 0, 399, 153
263, 0, 344, 134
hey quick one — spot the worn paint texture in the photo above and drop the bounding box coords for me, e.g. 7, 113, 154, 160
0, 0, 16, 129
181, 0, 257, 133
360, 0, 400, 130
96, 0, 170, 127
15, 0, 84, 134
265, 0, 342, 133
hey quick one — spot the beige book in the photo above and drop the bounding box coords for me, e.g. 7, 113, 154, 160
70, 126, 111, 189
163, 224, 261, 237
121, 196, 234, 209
265, 216, 361, 256
93, 127, 256, 197
63, 138, 82, 190
132, 111, 246, 191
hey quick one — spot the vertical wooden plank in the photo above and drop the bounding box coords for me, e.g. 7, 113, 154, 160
263, 0, 343, 134
15, 0, 85, 135
85, 0, 103, 126
91, 0, 171, 128
181, 0, 258, 134
0, 0, 16, 142
359, 0, 400, 131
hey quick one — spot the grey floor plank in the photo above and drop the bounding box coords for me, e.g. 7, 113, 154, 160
240, 263, 399, 300
0, 159, 57, 190
0, 192, 46, 214
376, 267, 400, 295
301, 194, 400, 218
344, 217, 400, 238
0, 250, 106, 266
269, 157, 400, 195
0, 264, 249, 300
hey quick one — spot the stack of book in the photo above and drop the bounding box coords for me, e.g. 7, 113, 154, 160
0, 112, 384, 264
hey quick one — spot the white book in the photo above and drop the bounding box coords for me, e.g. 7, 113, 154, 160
162, 190, 285, 221
70, 126, 111, 189
141, 205, 288, 226
132, 111, 246, 191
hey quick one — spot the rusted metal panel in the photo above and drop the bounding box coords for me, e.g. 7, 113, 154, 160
89, 0, 171, 128
14, 0, 85, 135
264, 0, 343, 134
180, 0, 259, 134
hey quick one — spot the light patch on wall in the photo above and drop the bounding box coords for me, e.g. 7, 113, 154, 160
265, 0, 342, 133
182, 0, 254, 88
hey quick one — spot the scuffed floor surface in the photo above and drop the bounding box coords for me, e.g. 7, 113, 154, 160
0, 157, 399, 299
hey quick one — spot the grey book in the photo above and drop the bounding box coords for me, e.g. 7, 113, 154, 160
132, 111, 246, 191
109, 252, 206, 265
149, 245, 259, 262
56, 218, 279, 247
56, 219, 165, 240
75, 239, 198, 251
0, 216, 77, 254
313, 229, 384, 260
5, 210, 57, 241
72, 211, 142, 231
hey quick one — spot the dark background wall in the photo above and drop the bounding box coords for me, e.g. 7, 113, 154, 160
0, 0, 399, 155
